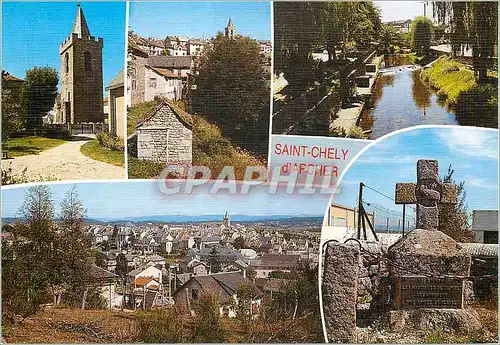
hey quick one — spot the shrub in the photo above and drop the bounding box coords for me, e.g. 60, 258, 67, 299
137, 307, 191, 343
329, 125, 368, 139
192, 115, 265, 179
1, 165, 28, 185
96, 132, 124, 151
127, 157, 165, 179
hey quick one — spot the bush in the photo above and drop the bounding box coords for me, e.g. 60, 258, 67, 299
2, 164, 28, 185
96, 132, 124, 151
192, 115, 265, 179
329, 125, 368, 139
137, 307, 191, 343
127, 157, 165, 179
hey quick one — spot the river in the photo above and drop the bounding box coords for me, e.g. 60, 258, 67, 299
359, 55, 458, 139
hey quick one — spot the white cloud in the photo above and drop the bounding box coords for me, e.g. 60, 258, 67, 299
466, 178, 499, 190
436, 128, 498, 160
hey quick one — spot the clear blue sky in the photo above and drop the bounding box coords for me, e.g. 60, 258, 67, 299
2, 1, 126, 92
1, 182, 329, 220
130, 2, 271, 41
375, 1, 432, 22
333, 127, 499, 227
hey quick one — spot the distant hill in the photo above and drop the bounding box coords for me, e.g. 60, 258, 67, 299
2, 215, 323, 227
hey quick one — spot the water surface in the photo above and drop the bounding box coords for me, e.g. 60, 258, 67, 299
360, 57, 458, 139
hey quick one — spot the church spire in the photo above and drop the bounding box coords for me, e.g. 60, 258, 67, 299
225, 18, 235, 38
72, 4, 91, 38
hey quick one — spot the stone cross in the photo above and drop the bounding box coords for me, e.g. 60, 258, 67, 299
395, 159, 458, 230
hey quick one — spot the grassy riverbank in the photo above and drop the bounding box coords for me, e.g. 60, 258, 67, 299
421, 56, 477, 105
421, 56, 498, 127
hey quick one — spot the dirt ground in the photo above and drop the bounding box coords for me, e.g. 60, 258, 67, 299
3, 137, 125, 182
3, 308, 138, 343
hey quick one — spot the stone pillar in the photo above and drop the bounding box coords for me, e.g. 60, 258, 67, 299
322, 242, 360, 343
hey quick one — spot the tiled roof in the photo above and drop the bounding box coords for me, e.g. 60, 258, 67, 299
2, 71, 24, 82
147, 66, 184, 79
148, 55, 192, 69
91, 265, 118, 281
262, 278, 293, 293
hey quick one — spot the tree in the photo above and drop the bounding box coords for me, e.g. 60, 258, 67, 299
20, 67, 58, 129
192, 293, 225, 342
438, 165, 474, 242
2, 73, 24, 142
190, 34, 270, 155
234, 283, 260, 332
274, 1, 322, 89
115, 252, 129, 310
56, 186, 98, 308
410, 16, 433, 57
233, 236, 246, 249
3, 185, 57, 319
208, 246, 222, 273
433, 2, 498, 83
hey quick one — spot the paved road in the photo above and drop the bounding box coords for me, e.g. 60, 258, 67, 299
3, 137, 125, 182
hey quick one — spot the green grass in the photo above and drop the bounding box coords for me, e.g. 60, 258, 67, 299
127, 156, 165, 179
4, 136, 67, 157
80, 140, 125, 167
421, 56, 477, 106
127, 100, 163, 136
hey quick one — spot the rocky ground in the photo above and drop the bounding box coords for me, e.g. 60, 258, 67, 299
355, 306, 498, 343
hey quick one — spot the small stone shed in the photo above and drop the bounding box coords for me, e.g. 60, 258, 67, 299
128, 101, 193, 164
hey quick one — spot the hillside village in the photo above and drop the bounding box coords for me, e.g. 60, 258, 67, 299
64, 213, 321, 313
127, 20, 272, 106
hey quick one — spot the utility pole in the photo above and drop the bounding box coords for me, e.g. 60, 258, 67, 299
357, 182, 364, 239
386, 217, 389, 233
402, 204, 406, 236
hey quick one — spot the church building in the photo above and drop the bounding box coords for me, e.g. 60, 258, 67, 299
59, 4, 104, 124
224, 19, 235, 39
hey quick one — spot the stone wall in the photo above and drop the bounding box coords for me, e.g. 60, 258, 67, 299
136, 103, 192, 164
129, 55, 148, 106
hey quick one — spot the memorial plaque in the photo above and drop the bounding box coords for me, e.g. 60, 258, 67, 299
395, 276, 464, 309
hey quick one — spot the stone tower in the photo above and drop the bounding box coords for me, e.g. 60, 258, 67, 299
224, 18, 235, 38
59, 4, 103, 124
223, 210, 231, 227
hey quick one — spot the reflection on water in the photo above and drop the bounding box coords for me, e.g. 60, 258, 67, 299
360, 57, 458, 139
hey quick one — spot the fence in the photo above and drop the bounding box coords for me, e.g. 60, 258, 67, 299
69, 122, 106, 135
273, 47, 379, 135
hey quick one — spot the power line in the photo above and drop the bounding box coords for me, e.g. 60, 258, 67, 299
363, 183, 416, 212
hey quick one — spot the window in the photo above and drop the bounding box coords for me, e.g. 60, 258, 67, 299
131, 80, 137, 91
149, 78, 157, 88
337, 217, 347, 227
64, 53, 69, 74
329, 216, 335, 226
84, 52, 92, 73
